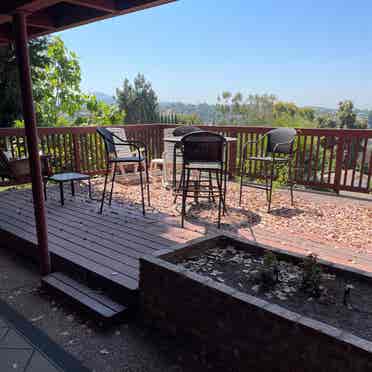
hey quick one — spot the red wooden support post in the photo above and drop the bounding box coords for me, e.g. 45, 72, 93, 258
13, 12, 51, 275
333, 135, 345, 194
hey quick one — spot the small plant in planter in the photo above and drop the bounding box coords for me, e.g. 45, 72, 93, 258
301, 254, 323, 298
256, 251, 280, 289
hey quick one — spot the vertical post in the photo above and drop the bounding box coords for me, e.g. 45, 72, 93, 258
13, 12, 51, 275
72, 133, 81, 172
333, 135, 345, 194
229, 139, 237, 179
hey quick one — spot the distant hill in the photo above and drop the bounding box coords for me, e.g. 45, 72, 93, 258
92, 94, 371, 124
159, 102, 217, 123
92, 92, 116, 105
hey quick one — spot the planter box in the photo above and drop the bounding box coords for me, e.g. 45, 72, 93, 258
139, 233, 372, 372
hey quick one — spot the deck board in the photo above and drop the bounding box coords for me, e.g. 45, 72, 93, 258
0, 187, 202, 292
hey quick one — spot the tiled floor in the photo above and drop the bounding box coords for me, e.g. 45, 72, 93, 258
0, 300, 88, 372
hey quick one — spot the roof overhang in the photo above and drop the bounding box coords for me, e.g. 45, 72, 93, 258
0, 0, 175, 44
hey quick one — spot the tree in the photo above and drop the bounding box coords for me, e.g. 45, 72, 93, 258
318, 101, 367, 129
35, 36, 86, 126
75, 95, 125, 126
317, 115, 338, 128
215, 92, 276, 124
273, 101, 298, 118
0, 37, 51, 127
337, 100, 357, 129
116, 74, 158, 123
176, 113, 202, 125
368, 111, 372, 129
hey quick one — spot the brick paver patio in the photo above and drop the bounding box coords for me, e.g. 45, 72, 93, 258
0, 299, 88, 372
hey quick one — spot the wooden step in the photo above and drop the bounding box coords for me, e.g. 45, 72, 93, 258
42, 272, 130, 321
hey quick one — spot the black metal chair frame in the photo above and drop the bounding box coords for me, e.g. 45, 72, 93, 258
177, 131, 228, 229
239, 128, 297, 212
97, 127, 150, 215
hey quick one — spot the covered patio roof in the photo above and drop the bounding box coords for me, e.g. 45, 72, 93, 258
0, 0, 174, 44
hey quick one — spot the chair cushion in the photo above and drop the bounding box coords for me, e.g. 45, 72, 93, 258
109, 156, 144, 163
247, 156, 289, 162
186, 162, 223, 170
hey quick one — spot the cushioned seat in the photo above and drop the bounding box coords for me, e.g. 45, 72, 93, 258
110, 156, 144, 163
187, 162, 223, 169
247, 156, 289, 162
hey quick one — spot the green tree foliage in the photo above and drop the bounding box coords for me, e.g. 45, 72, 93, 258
176, 113, 202, 125
317, 115, 338, 128
116, 73, 158, 123
216, 92, 276, 124
0, 38, 51, 127
74, 95, 125, 126
337, 100, 357, 129
317, 100, 367, 129
35, 36, 85, 126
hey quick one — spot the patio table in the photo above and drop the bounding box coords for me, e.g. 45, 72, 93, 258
164, 136, 237, 190
46, 172, 93, 206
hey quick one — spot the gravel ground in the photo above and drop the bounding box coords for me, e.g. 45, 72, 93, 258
0, 249, 207, 372
92, 175, 372, 252
178, 245, 372, 342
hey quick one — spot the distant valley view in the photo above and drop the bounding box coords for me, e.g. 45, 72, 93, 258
93, 91, 372, 128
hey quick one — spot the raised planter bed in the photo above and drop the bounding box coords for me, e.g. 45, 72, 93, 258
139, 233, 372, 372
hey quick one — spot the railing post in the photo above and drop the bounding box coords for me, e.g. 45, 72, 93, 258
229, 140, 237, 179
333, 135, 345, 194
72, 133, 81, 172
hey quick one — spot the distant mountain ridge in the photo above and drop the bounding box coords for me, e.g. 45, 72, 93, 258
92, 92, 116, 105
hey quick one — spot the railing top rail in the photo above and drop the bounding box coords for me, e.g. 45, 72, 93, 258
0, 124, 371, 137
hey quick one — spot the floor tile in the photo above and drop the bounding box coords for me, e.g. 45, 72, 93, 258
0, 316, 8, 327
0, 327, 9, 340
26, 351, 62, 372
0, 348, 33, 372
0, 329, 33, 349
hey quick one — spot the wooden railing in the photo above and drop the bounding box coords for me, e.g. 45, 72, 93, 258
0, 124, 371, 194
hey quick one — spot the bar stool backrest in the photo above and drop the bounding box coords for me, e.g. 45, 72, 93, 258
181, 131, 226, 164
266, 128, 297, 155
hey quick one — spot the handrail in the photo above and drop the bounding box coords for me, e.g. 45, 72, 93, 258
0, 124, 371, 193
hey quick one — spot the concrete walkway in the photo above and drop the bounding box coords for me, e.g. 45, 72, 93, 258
0, 299, 89, 372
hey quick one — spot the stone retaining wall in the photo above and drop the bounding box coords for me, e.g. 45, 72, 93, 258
139, 234, 372, 372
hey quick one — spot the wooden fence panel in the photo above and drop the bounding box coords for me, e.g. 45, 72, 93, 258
0, 125, 371, 193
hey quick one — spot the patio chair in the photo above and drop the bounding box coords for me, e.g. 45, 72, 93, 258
107, 127, 146, 176
239, 127, 297, 212
0, 148, 52, 194
97, 127, 150, 215
178, 131, 227, 229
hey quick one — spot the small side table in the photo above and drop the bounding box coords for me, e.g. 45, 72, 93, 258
46, 172, 92, 206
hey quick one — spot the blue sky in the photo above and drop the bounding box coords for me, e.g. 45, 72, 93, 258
58, 0, 372, 109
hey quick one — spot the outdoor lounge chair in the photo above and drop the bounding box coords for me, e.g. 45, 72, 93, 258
239, 127, 297, 212
0, 148, 52, 192
97, 127, 150, 215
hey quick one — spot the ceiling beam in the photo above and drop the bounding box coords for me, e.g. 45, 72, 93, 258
0, 1, 60, 14
65, 0, 117, 13
27, 12, 56, 29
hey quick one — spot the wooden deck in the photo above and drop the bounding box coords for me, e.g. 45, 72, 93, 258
0, 187, 201, 299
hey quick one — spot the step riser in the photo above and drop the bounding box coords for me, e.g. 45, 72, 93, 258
50, 253, 138, 306
42, 273, 133, 325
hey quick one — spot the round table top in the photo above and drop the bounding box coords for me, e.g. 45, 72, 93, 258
48, 172, 90, 182
164, 136, 237, 143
